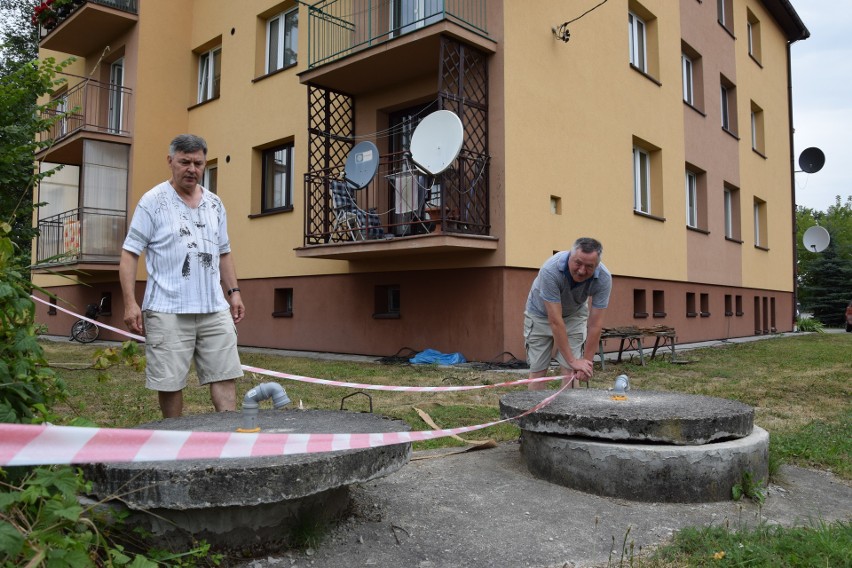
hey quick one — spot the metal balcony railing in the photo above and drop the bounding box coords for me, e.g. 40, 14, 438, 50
37, 0, 137, 34
38, 75, 131, 145
36, 207, 125, 265
304, 149, 489, 245
307, 0, 488, 68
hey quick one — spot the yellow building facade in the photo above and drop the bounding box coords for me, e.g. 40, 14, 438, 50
32, 0, 808, 361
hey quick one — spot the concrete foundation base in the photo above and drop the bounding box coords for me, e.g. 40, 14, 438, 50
520, 426, 769, 503
83, 409, 411, 552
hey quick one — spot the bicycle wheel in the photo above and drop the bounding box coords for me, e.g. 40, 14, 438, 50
71, 320, 99, 343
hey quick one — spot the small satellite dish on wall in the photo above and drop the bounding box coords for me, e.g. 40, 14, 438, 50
802, 225, 830, 252
344, 140, 380, 189
798, 147, 825, 174
409, 110, 464, 176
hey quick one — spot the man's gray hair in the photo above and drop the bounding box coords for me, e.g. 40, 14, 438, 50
572, 237, 603, 258
169, 134, 208, 157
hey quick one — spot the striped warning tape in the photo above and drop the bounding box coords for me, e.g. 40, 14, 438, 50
31, 294, 556, 391
0, 383, 571, 466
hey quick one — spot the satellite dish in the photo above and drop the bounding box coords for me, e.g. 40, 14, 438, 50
798, 147, 825, 174
344, 141, 380, 189
802, 225, 830, 252
409, 110, 463, 176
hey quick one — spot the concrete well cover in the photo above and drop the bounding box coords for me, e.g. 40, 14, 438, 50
500, 389, 754, 445
83, 409, 411, 510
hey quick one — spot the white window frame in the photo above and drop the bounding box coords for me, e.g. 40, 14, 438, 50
198, 46, 221, 103
262, 143, 295, 212
685, 170, 698, 228
720, 84, 730, 130
633, 147, 651, 214
108, 58, 124, 134
682, 54, 694, 105
724, 188, 733, 238
203, 163, 218, 195
747, 21, 754, 56
717, 0, 727, 26
751, 110, 757, 150
754, 202, 762, 247
628, 12, 647, 72
266, 7, 298, 74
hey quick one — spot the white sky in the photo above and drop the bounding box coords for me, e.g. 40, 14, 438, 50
790, 0, 852, 212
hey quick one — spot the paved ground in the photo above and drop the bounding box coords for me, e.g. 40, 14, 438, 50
234, 442, 851, 568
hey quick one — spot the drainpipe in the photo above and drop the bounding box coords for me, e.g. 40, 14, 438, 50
237, 382, 291, 433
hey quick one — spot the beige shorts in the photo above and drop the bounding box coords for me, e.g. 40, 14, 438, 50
143, 310, 244, 392
523, 310, 587, 373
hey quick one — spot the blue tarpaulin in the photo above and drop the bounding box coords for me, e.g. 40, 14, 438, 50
409, 348, 467, 365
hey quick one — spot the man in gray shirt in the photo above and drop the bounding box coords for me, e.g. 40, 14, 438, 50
524, 237, 611, 389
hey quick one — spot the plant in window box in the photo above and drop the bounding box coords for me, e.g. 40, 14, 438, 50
32, 0, 58, 29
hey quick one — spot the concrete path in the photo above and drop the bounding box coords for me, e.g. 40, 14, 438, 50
235, 441, 850, 568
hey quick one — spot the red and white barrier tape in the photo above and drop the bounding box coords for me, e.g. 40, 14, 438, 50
31, 294, 556, 391
0, 383, 571, 466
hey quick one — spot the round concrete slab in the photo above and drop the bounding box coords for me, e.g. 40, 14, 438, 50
83, 409, 411, 552
520, 427, 769, 502
500, 389, 754, 445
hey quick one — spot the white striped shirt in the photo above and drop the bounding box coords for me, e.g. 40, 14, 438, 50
123, 181, 231, 314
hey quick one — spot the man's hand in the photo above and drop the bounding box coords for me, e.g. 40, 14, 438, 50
124, 302, 143, 335
567, 357, 593, 379
229, 293, 245, 324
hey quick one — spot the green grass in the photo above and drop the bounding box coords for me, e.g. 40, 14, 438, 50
38, 334, 852, 566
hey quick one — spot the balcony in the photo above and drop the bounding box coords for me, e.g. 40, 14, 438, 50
35, 207, 125, 272
298, 150, 495, 260
302, 0, 494, 95
37, 75, 131, 165
39, 0, 138, 57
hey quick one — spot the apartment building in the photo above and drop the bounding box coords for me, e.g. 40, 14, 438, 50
32, 0, 809, 362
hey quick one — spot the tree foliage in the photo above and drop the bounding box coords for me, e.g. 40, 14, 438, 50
796, 195, 852, 325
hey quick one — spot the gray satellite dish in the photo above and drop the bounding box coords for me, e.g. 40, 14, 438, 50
802, 225, 830, 252
798, 147, 825, 174
344, 141, 380, 189
409, 110, 464, 176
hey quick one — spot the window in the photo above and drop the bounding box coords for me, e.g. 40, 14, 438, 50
273, 288, 293, 317
682, 53, 693, 105
753, 198, 767, 248
685, 170, 698, 228
686, 292, 697, 317
633, 289, 648, 318
374, 285, 401, 318
717, 0, 733, 32
750, 101, 765, 155
48, 297, 57, 315
262, 143, 294, 212
747, 9, 762, 62
108, 58, 124, 134
720, 76, 737, 134
628, 11, 647, 72
724, 184, 741, 240
392, 0, 444, 37
550, 195, 561, 215
203, 162, 218, 194
653, 290, 666, 317
198, 46, 221, 103
700, 293, 710, 317
725, 294, 733, 316
735, 294, 743, 316
633, 147, 650, 214
266, 7, 298, 73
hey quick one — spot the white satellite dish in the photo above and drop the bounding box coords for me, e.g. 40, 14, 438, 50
802, 225, 830, 253
344, 140, 380, 190
409, 110, 464, 176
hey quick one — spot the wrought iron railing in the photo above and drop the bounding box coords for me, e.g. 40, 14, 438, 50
36, 207, 125, 265
38, 75, 131, 145
307, 0, 488, 68
304, 149, 489, 245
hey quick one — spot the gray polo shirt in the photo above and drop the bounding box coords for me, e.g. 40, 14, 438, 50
525, 251, 612, 318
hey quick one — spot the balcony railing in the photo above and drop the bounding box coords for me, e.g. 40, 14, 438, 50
307, 0, 488, 68
38, 0, 137, 35
38, 76, 131, 146
36, 207, 125, 265
304, 149, 489, 245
